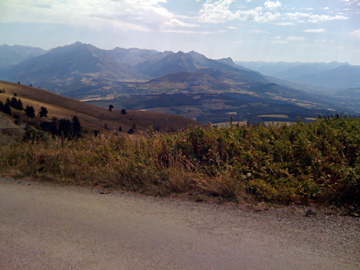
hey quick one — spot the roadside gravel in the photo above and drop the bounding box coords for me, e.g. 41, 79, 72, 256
0, 177, 359, 269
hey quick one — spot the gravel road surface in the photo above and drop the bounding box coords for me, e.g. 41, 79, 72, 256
0, 178, 359, 269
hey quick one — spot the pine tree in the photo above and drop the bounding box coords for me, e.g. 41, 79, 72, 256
58, 119, 72, 138
72, 116, 81, 137
3, 103, 12, 116
39, 106, 48, 118
16, 99, 24, 110
25, 105, 35, 118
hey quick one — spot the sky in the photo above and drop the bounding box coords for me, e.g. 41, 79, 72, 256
1, 0, 360, 64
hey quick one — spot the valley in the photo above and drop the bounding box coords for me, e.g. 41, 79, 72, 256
87, 92, 330, 125
0, 42, 359, 126
0, 43, 359, 216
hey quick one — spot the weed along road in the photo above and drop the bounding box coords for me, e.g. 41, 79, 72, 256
0, 178, 359, 270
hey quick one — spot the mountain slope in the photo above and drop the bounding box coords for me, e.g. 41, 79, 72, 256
146, 71, 232, 91
272, 62, 348, 80
0, 44, 46, 68
235, 61, 301, 76
235, 61, 347, 78
108, 47, 171, 66
291, 65, 360, 90
0, 42, 147, 93
237, 61, 357, 90
136, 51, 266, 82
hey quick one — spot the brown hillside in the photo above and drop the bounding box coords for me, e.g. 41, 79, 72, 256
146, 71, 231, 91
0, 81, 201, 133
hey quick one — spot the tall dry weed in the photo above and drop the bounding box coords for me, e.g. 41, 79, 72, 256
0, 116, 359, 209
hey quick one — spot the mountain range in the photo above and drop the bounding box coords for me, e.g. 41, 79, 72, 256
0, 42, 269, 92
0, 42, 359, 124
0, 45, 46, 69
236, 60, 360, 91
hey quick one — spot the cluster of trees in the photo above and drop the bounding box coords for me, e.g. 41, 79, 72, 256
0, 91, 81, 139
0, 94, 49, 119
0, 100, 12, 116
39, 106, 48, 117
0, 97, 24, 116
24, 105, 35, 118
40, 116, 82, 138
8, 97, 24, 110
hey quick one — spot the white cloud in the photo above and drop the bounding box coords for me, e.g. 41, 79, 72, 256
287, 36, 305, 42
198, 0, 237, 23
273, 35, 305, 44
351, 29, 360, 38
304, 28, 326, 33
198, 1, 348, 25
264, 1, 282, 10
198, 1, 283, 23
0, 1, 351, 46
0, 0, 197, 32
162, 29, 217, 34
307, 14, 348, 23
341, 0, 360, 5
276, 22, 295, 26
284, 12, 348, 23
165, 19, 199, 28
273, 36, 286, 44
249, 29, 267, 33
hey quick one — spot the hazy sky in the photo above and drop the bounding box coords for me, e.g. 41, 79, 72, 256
1, 0, 360, 64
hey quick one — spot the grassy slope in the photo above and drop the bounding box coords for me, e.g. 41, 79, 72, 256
0, 112, 25, 145
0, 81, 201, 133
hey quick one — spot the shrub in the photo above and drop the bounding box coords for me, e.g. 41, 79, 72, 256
0, 117, 359, 210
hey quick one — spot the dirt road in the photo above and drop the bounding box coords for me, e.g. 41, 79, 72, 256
0, 178, 359, 269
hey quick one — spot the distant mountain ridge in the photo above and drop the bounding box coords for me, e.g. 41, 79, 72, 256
0, 42, 148, 92
0, 42, 358, 122
2, 43, 358, 91
293, 65, 360, 90
108, 47, 171, 66
0, 42, 268, 94
236, 61, 349, 77
237, 60, 359, 90
0, 44, 46, 68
